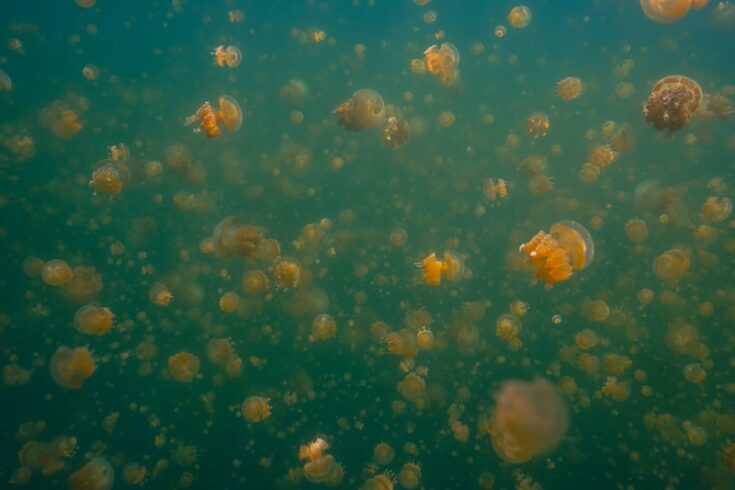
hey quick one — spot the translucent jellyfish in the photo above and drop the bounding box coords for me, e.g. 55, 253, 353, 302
299, 437, 330, 461
185, 95, 243, 138
19, 436, 77, 475
167, 352, 200, 382
74, 304, 113, 336
242, 269, 270, 294
279, 79, 309, 104
213, 45, 242, 68
640, 0, 700, 23
50, 346, 96, 389
75, 0, 97, 7
39, 102, 84, 140
519, 220, 594, 285
416, 327, 435, 351
416, 251, 463, 286
68, 457, 114, 490
423, 42, 460, 86
557, 76, 583, 100
701, 196, 732, 221
41, 259, 73, 286
625, 219, 649, 243
398, 462, 421, 489
303, 454, 344, 485
0, 69, 11, 90
363, 473, 395, 489
397, 372, 426, 407
653, 246, 691, 281
334, 89, 386, 131
90, 161, 130, 196
82, 64, 99, 80
643, 75, 702, 131
488, 378, 569, 463
206, 338, 235, 366
219, 291, 240, 313
309, 314, 337, 342
483, 178, 509, 201
121, 462, 146, 485
149, 282, 173, 306
584, 300, 610, 322
61, 266, 103, 304
526, 112, 550, 137
384, 329, 419, 357
508, 5, 532, 28
273, 257, 301, 290
372, 442, 395, 465
213, 216, 264, 258
242, 396, 272, 422
382, 116, 410, 149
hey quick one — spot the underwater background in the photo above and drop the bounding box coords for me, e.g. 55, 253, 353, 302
1, 0, 735, 489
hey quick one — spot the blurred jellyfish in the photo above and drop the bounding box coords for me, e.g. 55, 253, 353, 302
488, 378, 569, 463
50, 346, 96, 389
519, 221, 594, 285
68, 457, 114, 490
0, 69, 11, 90
167, 352, 200, 382
334, 89, 386, 131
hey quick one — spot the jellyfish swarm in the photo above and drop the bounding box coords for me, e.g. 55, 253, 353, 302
185, 95, 243, 138
50, 346, 96, 389
423, 42, 460, 86
519, 220, 594, 285
416, 251, 463, 286
643, 75, 702, 132
334, 89, 385, 131
488, 378, 569, 464
68, 457, 114, 490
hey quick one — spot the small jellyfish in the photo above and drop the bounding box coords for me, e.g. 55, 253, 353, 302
242, 396, 272, 422
373, 442, 395, 465
488, 378, 568, 464
90, 161, 130, 196
74, 304, 113, 336
167, 352, 200, 382
653, 246, 691, 281
185, 95, 243, 138
242, 269, 270, 294
206, 338, 235, 366
219, 291, 240, 313
416, 251, 463, 286
483, 178, 509, 202
82, 64, 99, 81
309, 314, 337, 342
508, 5, 532, 28
213, 45, 242, 68
557, 76, 583, 100
526, 112, 550, 137
0, 69, 12, 91
416, 327, 435, 351
41, 259, 73, 286
149, 282, 173, 306
50, 346, 96, 389
519, 220, 594, 285
398, 462, 421, 489
334, 88, 386, 131
212, 216, 264, 258
68, 457, 114, 490
278, 79, 309, 104
423, 42, 460, 86
382, 116, 410, 149
273, 257, 301, 290
643, 75, 703, 132
625, 218, 649, 243
701, 196, 732, 221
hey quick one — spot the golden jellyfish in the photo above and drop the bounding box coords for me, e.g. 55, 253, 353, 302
363, 474, 395, 490
372, 442, 395, 465
167, 352, 200, 382
90, 161, 130, 196
483, 178, 509, 202
68, 457, 114, 490
185, 95, 243, 138
701, 196, 732, 221
213, 216, 264, 258
683, 362, 707, 383
557, 76, 583, 100
653, 246, 691, 281
82, 64, 99, 80
488, 378, 569, 464
242, 396, 272, 422
219, 291, 240, 313
50, 346, 96, 389
121, 462, 146, 485
242, 269, 270, 294
397, 372, 426, 407
279, 79, 309, 104
519, 220, 594, 285
62, 266, 103, 303
494, 25, 507, 38
416, 251, 463, 286
423, 42, 460, 86
303, 454, 343, 486
639, 0, 705, 23
625, 218, 649, 243
398, 462, 421, 489
309, 314, 337, 342
643, 75, 702, 131
584, 299, 610, 322
273, 257, 301, 290
75, 0, 96, 7
416, 327, 435, 351
334, 88, 386, 131
384, 329, 419, 357
382, 116, 410, 149
149, 282, 173, 306
575, 329, 599, 350
526, 112, 550, 137
39, 102, 84, 140
527, 174, 554, 196
299, 437, 330, 462
74, 304, 113, 336
0, 69, 13, 90
213, 45, 242, 68
206, 338, 235, 366
508, 5, 532, 28
41, 259, 73, 286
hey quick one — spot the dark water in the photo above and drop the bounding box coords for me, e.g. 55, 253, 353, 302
1, 1, 735, 489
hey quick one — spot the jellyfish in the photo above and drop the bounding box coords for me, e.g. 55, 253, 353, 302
643, 75, 702, 131
90, 161, 130, 196
310, 314, 337, 342
206, 338, 235, 366
279, 79, 309, 104
242, 269, 270, 294
212, 216, 264, 258
381, 116, 410, 149
74, 304, 113, 336
0, 69, 11, 90
423, 42, 460, 86
334, 89, 386, 131
625, 219, 649, 243
508, 5, 532, 28
557, 76, 583, 100
273, 258, 301, 290
213, 45, 242, 67
526, 112, 550, 137
41, 259, 73, 286
653, 246, 691, 281
372, 442, 395, 465
219, 291, 240, 312
639, 0, 707, 23
398, 463, 421, 489
149, 282, 173, 306
483, 178, 509, 202
68, 457, 114, 490
488, 378, 569, 464
62, 266, 103, 304
416, 327, 435, 351
39, 102, 84, 140
519, 220, 594, 285
242, 396, 272, 422
416, 251, 464, 286
185, 95, 243, 138
167, 352, 200, 382
50, 346, 96, 389
701, 196, 732, 221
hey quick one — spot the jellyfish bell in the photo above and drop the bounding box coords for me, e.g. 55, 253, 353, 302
334, 88, 385, 131
224, 45, 242, 67
643, 75, 703, 131
167, 352, 200, 382
519, 220, 594, 285
50, 346, 96, 389
0, 69, 11, 91
217, 95, 243, 132
640, 0, 694, 23
68, 457, 114, 490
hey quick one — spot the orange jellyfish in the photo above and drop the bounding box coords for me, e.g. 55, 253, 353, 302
488, 378, 568, 464
62, 266, 103, 303
90, 161, 130, 196
50, 346, 96, 389
212, 216, 264, 258
557, 76, 583, 100
484, 178, 509, 201
185, 95, 243, 138
167, 352, 200, 382
334, 88, 386, 131
213, 45, 242, 67
74, 304, 113, 336
423, 42, 460, 86
273, 257, 301, 290
653, 246, 691, 281
508, 5, 533, 28
242, 396, 272, 422
68, 457, 114, 490
526, 112, 550, 136
416, 251, 463, 286
701, 196, 732, 221
519, 220, 594, 285
0, 69, 11, 90
41, 259, 73, 286
643, 75, 702, 132
639, 0, 707, 23
382, 116, 410, 149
